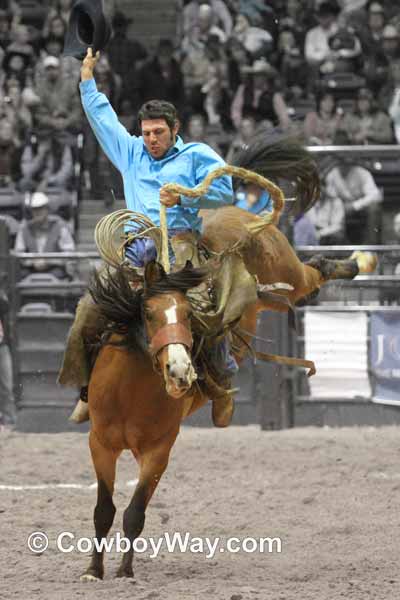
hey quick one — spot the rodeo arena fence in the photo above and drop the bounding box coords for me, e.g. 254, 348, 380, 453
1, 145, 400, 432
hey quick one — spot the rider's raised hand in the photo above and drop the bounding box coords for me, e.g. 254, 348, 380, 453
81, 47, 100, 81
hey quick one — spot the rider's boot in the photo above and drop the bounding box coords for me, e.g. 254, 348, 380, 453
69, 386, 90, 423
212, 394, 234, 427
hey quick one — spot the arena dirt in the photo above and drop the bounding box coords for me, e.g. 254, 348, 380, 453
1, 425, 400, 599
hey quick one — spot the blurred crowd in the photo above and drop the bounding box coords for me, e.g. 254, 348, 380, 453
0, 0, 399, 260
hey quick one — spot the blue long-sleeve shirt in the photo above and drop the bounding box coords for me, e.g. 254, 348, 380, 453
80, 79, 233, 232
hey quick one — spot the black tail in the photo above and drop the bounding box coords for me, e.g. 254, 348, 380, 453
232, 133, 320, 214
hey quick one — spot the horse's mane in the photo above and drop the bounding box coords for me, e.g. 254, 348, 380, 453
144, 262, 209, 298
88, 263, 209, 350
232, 133, 320, 215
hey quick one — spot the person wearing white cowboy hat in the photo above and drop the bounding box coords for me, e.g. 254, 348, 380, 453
14, 191, 75, 280
231, 58, 291, 130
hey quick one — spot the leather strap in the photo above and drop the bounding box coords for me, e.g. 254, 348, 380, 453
255, 350, 316, 378
149, 323, 193, 358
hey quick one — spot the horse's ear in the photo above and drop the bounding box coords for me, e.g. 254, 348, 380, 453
144, 260, 166, 287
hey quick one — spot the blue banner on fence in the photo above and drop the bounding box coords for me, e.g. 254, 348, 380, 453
370, 312, 400, 403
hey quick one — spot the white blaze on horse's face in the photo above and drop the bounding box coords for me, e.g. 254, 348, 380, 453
163, 302, 197, 399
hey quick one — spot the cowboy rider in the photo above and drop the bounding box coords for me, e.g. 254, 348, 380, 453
63, 48, 238, 427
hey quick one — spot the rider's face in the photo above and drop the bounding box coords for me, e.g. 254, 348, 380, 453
141, 118, 179, 159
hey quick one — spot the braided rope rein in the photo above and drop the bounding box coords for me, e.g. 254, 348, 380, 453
161, 164, 285, 235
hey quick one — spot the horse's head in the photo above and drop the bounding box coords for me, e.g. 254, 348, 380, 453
143, 260, 208, 399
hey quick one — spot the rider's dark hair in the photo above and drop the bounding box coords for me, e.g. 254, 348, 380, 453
137, 100, 178, 130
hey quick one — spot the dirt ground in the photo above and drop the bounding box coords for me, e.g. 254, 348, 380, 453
1, 425, 400, 600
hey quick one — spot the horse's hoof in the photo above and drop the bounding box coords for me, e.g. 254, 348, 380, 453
80, 573, 102, 582
350, 251, 378, 274
69, 399, 90, 423
115, 567, 134, 579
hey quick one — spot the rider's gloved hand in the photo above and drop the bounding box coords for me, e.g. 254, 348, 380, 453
160, 188, 181, 207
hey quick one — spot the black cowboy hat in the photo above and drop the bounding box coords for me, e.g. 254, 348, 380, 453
63, 0, 112, 60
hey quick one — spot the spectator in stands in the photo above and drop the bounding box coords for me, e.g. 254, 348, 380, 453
0, 9, 11, 51
285, 0, 316, 46
183, 0, 233, 38
19, 130, 73, 192
359, 1, 386, 53
33, 55, 82, 137
293, 213, 319, 246
14, 191, 75, 279
341, 86, 394, 143
135, 39, 185, 114
0, 287, 17, 431
182, 29, 229, 117
327, 26, 363, 74
307, 181, 346, 244
360, 2, 388, 92
231, 11, 273, 58
184, 112, 224, 154
2, 47, 31, 88
183, 2, 227, 49
0, 214, 19, 247
322, 136, 383, 243
304, 91, 343, 145
225, 37, 251, 96
231, 58, 291, 130
36, 34, 80, 90
43, 14, 67, 45
107, 11, 147, 106
1, 75, 33, 141
41, 34, 63, 59
382, 23, 400, 60
225, 115, 256, 162
42, 0, 71, 36
199, 37, 231, 129
382, 59, 400, 142
0, 115, 20, 187
304, 1, 340, 69
274, 28, 309, 101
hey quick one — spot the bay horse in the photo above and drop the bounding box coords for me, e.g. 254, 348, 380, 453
79, 207, 375, 581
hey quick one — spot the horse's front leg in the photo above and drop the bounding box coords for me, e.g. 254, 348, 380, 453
116, 427, 178, 579
81, 431, 120, 582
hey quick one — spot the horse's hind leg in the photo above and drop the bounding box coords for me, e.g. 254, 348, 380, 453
116, 428, 178, 579
81, 431, 120, 582
293, 251, 378, 305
